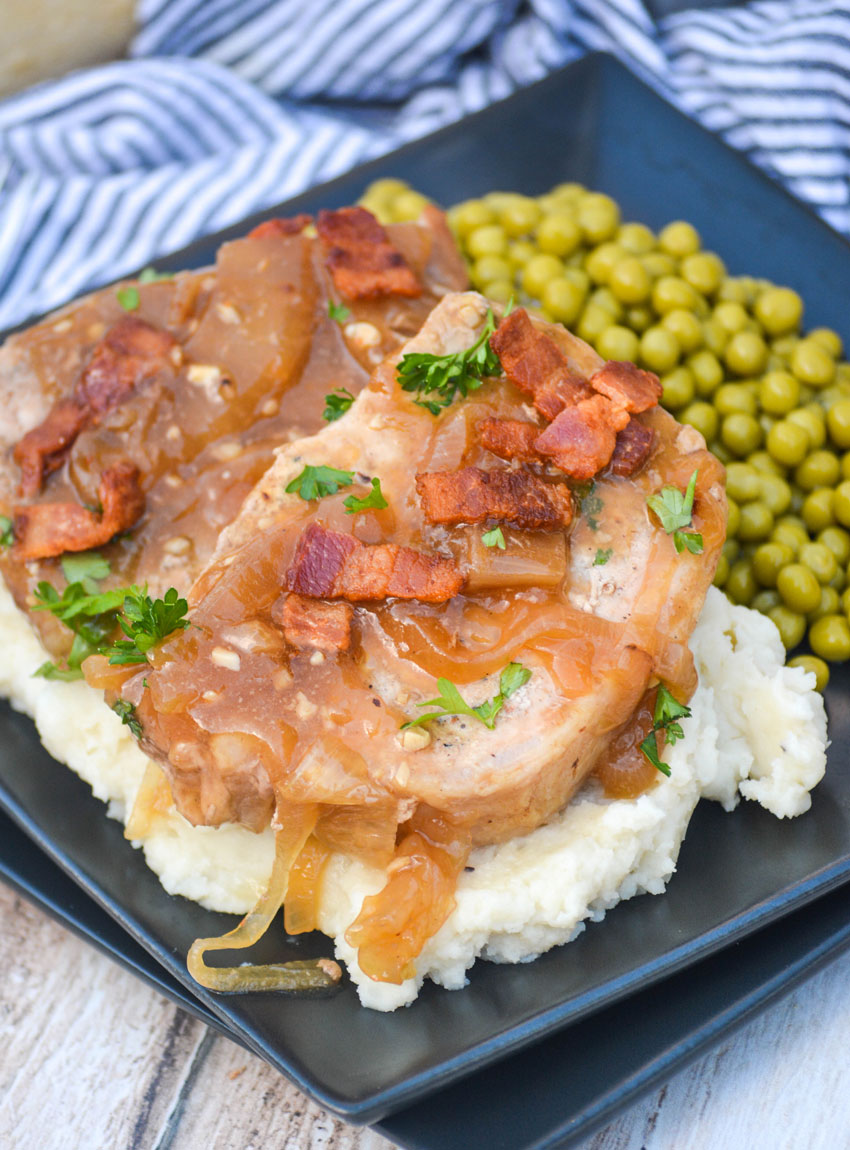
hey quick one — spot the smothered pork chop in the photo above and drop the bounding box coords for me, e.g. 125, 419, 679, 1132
95, 292, 726, 987
0, 207, 466, 667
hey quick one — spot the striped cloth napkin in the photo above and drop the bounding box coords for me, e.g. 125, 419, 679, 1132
1, 0, 848, 330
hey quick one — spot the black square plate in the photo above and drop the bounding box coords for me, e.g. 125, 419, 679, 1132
2, 52, 850, 1125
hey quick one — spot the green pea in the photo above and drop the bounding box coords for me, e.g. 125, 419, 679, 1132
772, 521, 805, 555
826, 399, 850, 449
725, 461, 762, 503
652, 276, 699, 314
687, 349, 724, 397
577, 303, 616, 345
799, 541, 838, 585
787, 407, 826, 450
714, 301, 750, 335
713, 554, 730, 588
680, 251, 725, 296
584, 241, 625, 285
718, 278, 753, 306
701, 318, 730, 357
588, 286, 624, 319
597, 324, 641, 363
723, 537, 741, 564
726, 498, 741, 538
498, 196, 542, 237
537, 212, 582, 256
640, 326, 681, 373
471, 255, 513, 287
830, 566, 846, 593
507, 239, 538, 269
617, 222, 656, 254
801, 487, 835, 533
448, 199, 496, 238
577, 193, 621, 244
564, 266, 592, 293
608, 257, 652, 304
753, 541, 794, 587
769, 604, 807, 649
679, 400, 719, 442
521, 254, 565, 298
625, 305, 654, 333
660, 309, 703, 354
791, 338, 836, 388
725, 331, 768, 376
808, 327, 843, 359
809, 614, 850, 661
467, 224, 508, 259
712, 441, 734, 465
754, 286, 803, 335
759, 371, 801, 416
391, 189, 431, 221
752, 589, 782, 614
758, 473, 793, 516
658, 220, 701, 258
787, 654, 829, 691
714, 383, 757, 417
542, 278, 586, 326
750, 451, 787, 478
817, 525, 850, 566
808, 586, 841, 622
722, 413, 762, 456
481, 278, 514, 302
777, 563, 822, 614
726, 559, 757, 605
767, 420, 810, 467
794, 449, 840, 492
641, 252, 676, 279
737, 500, 774, 542
660, 366, 695, 411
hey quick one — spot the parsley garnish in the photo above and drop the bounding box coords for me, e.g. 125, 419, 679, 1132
116, 286, 140, 311
60, 551, 111, 593
579, 483, 604, 531
285, 465, 354, 501
647, 470, 704, 555
0, 515, 13, 548
402, 662, 531, 731
482, 526, 506, 550
323, 388, 355, 422
593, 548, 612, 566
639, 685, 692, 776
344, 477, 388, 514
112, 699, 143, 739
396, 306, 505, 414
328, 300, 351, 324
138, 267, 174, 284
105, 587, 190, 664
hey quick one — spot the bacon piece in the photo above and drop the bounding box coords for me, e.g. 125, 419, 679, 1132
416, 467, 573, 530
273, 592, 353, 652
14, 317, 177, 497
534, 395, 630, 482
12, 462, 145, 561
288, 523, 463, 603
247, 215, 312, 239
489, 308, 592, 418
609, 418, 656, 477
316, 207, 421, 300
477, 418, 542, 464
589, 361, 662, 414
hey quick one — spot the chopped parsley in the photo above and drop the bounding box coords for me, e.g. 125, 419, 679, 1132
344, 477, 388, 514
639, 686, 692, 776
482, 526, 506, 550
593, 547, 612, 566
402, 662, 531, 732
0, 515, 13, 548
60, 551, 111, 593
327, 300, 351, 324
323, 388, 355, 423
396, 305, 508, 414
579, 483, 603, 531
138, 267, 174, 284
105, 587, 190, 664
116, 285, 140, 311
285, 465, 354, 501
647, 470, 703, 555
112, 699, 143, 740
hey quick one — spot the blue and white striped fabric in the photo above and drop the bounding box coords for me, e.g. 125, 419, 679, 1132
1, 0, 849, 330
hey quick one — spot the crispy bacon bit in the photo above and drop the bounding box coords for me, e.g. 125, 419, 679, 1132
416, 467, 573, 530
316, 207, 421, 300
273, 592, 353, 652
12, 462, 145, 561
609, 418, 656, 477
489, 308, 592, 418
14, 317, 178, 498
477, 418, 543, 464
534, 395, 630, 482
247, 215, 312, 239
288, 523, 463, 603
589, 361, 662, 414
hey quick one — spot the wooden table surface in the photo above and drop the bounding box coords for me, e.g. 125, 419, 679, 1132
1, 881, 848, 1150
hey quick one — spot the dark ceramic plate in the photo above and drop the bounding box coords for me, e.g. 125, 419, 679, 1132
1, 53, 850, 1124
4, 808, 849, 1150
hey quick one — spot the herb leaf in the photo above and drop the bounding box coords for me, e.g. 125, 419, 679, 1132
116, 286, 140, 311
482, 526, 506, 550
396, 306, 504, 414
344, 477, 388, 514
579, 483, 603, 531
105, 587, 190, 664
285, 465, 354, 501
639, 685, 692, 776
328, 300, 351, 324
0, 515, 13, 548
323, 388, 355, 423
112, 699, 143, 739
138, 267, 174, 284
402, 661, 531, 732
647, 470, 703, 555
60, 551, 111, 594
593, 547, 612, 566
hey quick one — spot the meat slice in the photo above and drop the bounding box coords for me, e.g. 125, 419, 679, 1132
533, 395, 630, 481
287, 522, 464, 603
609, 418, 656, 477
416, 467, 573, 530
316, 207, 422, 300
477, 418, 542, 464
274, 592, 353, 652
589, 361, 662, 413
13, 317, 177, 497
12, 462, 145, 561
247, 215, 312, 239
489, 308, 592, 417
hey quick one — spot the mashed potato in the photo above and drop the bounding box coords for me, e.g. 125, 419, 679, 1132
0, 579, 827, 1010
